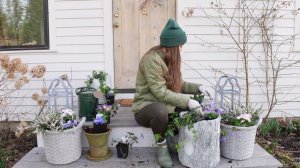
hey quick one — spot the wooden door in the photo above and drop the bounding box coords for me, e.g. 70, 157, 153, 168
113, 0, 176, 89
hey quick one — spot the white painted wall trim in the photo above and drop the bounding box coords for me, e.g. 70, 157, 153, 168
294, 0, 300, 52
103, 0, 115, 87
48, 0, 57, 51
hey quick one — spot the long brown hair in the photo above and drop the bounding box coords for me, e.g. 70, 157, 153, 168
162, 46, 182, 92
149, 45, 182, 92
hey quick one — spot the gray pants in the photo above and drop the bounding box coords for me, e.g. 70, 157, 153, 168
134, 102, 187, 137
134, 102, 169, 136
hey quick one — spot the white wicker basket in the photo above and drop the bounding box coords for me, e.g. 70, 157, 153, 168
220, 118, 262, 160
43, 117, 86, 164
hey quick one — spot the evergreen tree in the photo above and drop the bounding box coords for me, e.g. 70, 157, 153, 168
2, 0, 24, 45
0, 2, 6, 40
5, 0, 14, 41
22, 0, 44, 45
11, 0, 24, 43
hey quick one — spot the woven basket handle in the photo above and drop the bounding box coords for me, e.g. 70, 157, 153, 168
78, 117, 86, 128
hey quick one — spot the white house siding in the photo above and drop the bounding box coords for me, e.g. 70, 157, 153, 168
1, 0, 300, 121
177, 0, 300, 118
2, 0, 112, 121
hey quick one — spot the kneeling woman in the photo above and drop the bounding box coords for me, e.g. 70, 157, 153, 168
132, 19, 209, 167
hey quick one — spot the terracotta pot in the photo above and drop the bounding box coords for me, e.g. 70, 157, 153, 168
83, 128, 112, 161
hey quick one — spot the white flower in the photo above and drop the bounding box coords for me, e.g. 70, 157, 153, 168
236, 113, 252, 122
62, 109, 74, 116
120, 136, 128, 143
61, 112, 67, 118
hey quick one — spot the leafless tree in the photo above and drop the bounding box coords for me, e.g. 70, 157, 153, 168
183, 0, 300, 119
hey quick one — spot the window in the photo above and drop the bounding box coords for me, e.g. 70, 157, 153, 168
0, 0, 49, 51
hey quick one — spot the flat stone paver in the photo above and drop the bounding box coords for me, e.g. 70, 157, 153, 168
13, 144, 282, 168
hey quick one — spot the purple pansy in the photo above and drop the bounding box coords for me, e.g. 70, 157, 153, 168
63, 122, 71, 129
97, 105, 103, 110
204, 106, 211, 113
73, 120, 78, 126
202, 100, 224, 115
214, 108, 224, 114
210, 101, 216, 107
103, 104, 112, 112
94, 114, 104, 125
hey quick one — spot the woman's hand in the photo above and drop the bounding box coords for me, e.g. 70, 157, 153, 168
188, 99, 201, 110
187, 99, 203, 115
199, 86, 211, 97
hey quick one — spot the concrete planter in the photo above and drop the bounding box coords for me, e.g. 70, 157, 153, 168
178, 116, 221, 168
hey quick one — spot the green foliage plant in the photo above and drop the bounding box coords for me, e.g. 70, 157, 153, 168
111, 132, 139, 149
190, 94, 204, 104
221, 104, 262, 127
84, 75, 94, 89
92, 70, 116, 96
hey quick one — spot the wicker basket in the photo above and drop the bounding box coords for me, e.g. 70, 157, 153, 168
220, 118, 262, 160
43, 117, 86, 164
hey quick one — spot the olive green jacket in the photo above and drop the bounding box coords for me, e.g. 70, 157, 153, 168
132, 49, 201, 114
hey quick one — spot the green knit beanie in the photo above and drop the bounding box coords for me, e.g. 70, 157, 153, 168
160, 19, 187, 47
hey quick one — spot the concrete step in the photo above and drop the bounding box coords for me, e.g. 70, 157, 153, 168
13, 144, 283, 168
37, 107, 156, 147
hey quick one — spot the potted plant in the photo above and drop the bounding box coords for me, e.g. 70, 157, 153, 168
176, 98, 222, 168
83, 113, 111, 161
96, 104, 118, 124
220, 105, 262, 160
33, 108, 86, 164
92, 70, 117, 105
111, 132, 139, 159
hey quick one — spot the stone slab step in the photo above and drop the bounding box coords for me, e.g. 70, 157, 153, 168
13, 144, 283, 168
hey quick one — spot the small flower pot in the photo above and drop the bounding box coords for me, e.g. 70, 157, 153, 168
83, 127, 112, 161
105, 94, 115, 105
116, 143, 129, 159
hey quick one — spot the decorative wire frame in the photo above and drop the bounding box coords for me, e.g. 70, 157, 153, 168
215, 76, 241, 111
47, 77, 74, 111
